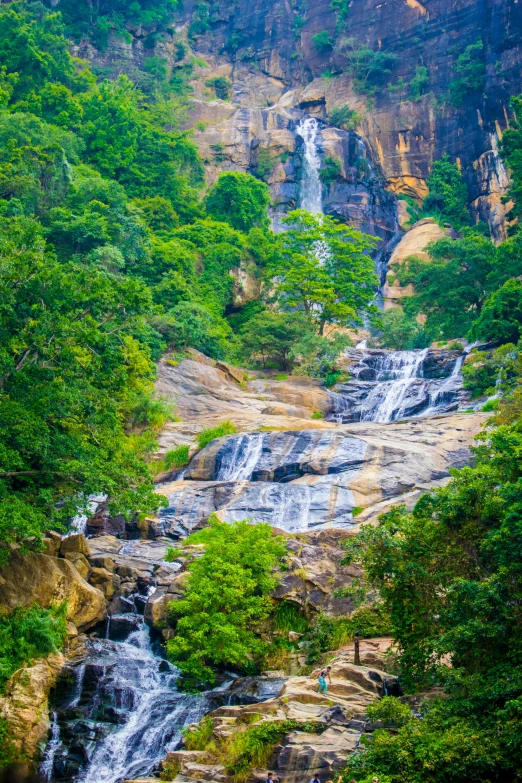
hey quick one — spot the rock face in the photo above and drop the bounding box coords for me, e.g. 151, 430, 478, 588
161, 646, 398, 783
170, 0, 517, 239
0, 652, 65, 761
156, 413, 484, 535
0, 550, 106, 631
150, 349, 485, 534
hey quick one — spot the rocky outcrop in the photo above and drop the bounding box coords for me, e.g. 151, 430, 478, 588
0, 652, 65, 762
382, 218, 451, 309
160, 646, 397, 783
0, 548, 106, 632
155, 412, 485, 535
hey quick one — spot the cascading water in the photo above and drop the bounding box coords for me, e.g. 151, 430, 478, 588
296, 117, 323, 215
330, 348, 468, 423
44, 606, 210, 783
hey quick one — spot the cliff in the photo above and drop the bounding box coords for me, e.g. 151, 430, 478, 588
71, 0, 522, 240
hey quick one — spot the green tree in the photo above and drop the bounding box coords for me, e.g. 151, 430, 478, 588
239, 311, 315, 370
0, 216, 165, 559
423, 154, 470, 227
372, 307, 431, 350
501, 95, 522, 225
409, 65, 430, 101
272, 210, 377, 334
166, 517, 286, 689
338, 390, 522, 781
394, 231, 496, 339
448, 39, 486, 107
205, 171, 271, 232
472, 278, 522, 344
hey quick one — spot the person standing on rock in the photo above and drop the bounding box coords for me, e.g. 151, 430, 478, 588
310, 775, 321, 783
316, 665, 332, 694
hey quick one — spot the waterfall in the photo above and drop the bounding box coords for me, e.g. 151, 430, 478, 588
296, 117, 323, 214
41, 713, 60, 783
330, 348, 467, 423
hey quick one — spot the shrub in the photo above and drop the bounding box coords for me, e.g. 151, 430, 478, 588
154, 445, 190, 477
225, 720, 324, 777
272, 600, 309, 634
304, 605, 392, 664
312, 30, 334, 53
366, 696, 413, 727
165, 547, 184, 562
423, 154, 470, 227
328, 103, 360, 130
409, 65, 430, 101
0, 604, 68, 694
311, 410, 324, 419
320, 156, 343, 185
184, 715, 215, 750
205, 76, 232, 100
256, 148, 277, 182
197, 420, 237, 449
448, 39, 485, 107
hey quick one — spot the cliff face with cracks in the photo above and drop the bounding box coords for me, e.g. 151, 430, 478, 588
72, 0, 522, 241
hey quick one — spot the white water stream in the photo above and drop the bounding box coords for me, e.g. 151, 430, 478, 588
296, 117, 323, 214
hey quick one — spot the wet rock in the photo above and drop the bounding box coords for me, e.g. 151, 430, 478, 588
108, 596, 136, 616
85, 502, 126, 537
107, 615, 141, 641
144, 590, 170, 628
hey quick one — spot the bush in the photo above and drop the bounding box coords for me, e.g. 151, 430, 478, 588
256, 148, 276, 182
320, 156, 343, 185
166, 518, 286, 689
184, 715, 215, 750
197, 420, 237, 449
225, 720, 324, 777
272, 600, 309, 634
366, 696, 413, 727
0, 604, 67, 694
312, 30, 334, 53
304, 605, 392, 664
371, 308, 432, 350
409, 65, 430, 101
449, 40, 485, 107
154, 445, 190, 477
329, 104, 360, 130
205, 76, 232, 100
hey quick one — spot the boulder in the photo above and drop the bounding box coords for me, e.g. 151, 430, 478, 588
0, 652, 65, 760
63, 551, 90, 580
0, 551, 105, 631
89, 566, 120, 601
215, 360, 245, 384
60, 533, 91, 558
42, 530, 62, 557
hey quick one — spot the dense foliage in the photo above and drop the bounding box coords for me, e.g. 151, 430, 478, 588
339, 376, 522, 781
0, 603, 67, 693
166, 517, 286, 689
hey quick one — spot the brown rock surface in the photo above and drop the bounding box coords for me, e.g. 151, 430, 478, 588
0, 552, 105, 631
0, 652, 65, 760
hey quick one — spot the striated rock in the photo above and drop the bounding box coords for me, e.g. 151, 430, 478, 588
164, 648, 397, 783
0, 653, 65, 760
0, 551, 105, 631
215, 361, 245, 385
156, 413, 485, 534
